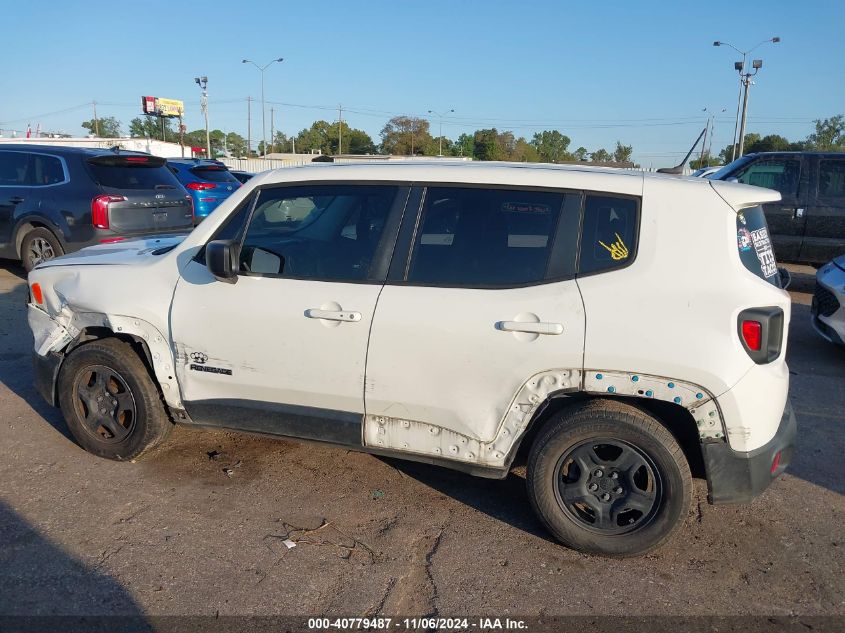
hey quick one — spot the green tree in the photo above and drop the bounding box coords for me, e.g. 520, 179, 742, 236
450, 133, 475, 158
573, 146, 589, 161
530, 130, 572, 163
226, 132, 249, 157
591, 148, 611, 163
380, 116, 432, 155
472, 128, 503, 161
81, 116, 121, 138
806, 115, 845, 150
689, 153, 722, 170
344, 127, 377, 154
129, 116, 175, 141
612, 141, 633, 163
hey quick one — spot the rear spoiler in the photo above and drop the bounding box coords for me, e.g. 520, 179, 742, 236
709, 179, 781, 211
88, 154, 166, 168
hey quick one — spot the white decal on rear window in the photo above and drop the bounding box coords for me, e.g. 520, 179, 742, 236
750, 227, 777, 278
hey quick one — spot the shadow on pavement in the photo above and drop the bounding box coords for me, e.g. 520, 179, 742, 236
0, 500, 148, 622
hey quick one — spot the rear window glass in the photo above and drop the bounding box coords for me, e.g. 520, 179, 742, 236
737, 206, 780, 287
32, 155, 65, 186
578, 195, 639, 275
190, 166, 239, 183
88, 162, 183, 190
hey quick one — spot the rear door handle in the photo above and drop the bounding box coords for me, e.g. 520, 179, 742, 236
8, 197, 24, 204
305, 309, 362, 322
496, 321, 563, 335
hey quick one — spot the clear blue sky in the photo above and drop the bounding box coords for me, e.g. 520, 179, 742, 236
2, 0, 843, 166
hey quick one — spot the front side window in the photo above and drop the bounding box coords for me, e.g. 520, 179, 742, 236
736, 158, 801, 197
238, 185, 398, 281
818, 159, 845, 198
406, 187, 568, 287
0, 152, 30, 186
578, 195, 639, 275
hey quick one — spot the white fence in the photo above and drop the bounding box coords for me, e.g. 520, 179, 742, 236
219, 157, 312, 173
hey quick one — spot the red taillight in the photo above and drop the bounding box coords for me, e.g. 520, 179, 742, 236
91, 194, 127, 229
186, 182, 216, 190
741, 320, 762, 351
770, 450, 782, 474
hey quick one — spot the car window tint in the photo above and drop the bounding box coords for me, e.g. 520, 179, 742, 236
818, 159, 845, 198
407, 187, 566, 286
190, 167, 240, 183
0, 152, 30, 186
736, 159, 800, 197
88, 162, 183, 190
31, 155, 65, 186
239, 185, 398, 281
578, 195, 638, 275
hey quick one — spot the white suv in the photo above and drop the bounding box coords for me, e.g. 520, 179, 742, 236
27, 162, 796, 556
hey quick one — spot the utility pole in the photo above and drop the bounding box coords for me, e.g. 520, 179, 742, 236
247, 96, 252, 157
337, 104, 343, 156
713, 37, 780, 161
270, 107, 274, 155
428, 109, 455, 157
92, 101, 99, 136
195, 76, 210, 158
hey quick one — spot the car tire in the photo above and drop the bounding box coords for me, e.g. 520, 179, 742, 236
57, 338, 173, 461
21, 227, 64, 272
527, 399, 691, 557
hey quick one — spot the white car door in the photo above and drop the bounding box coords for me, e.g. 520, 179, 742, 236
364, 185, 586, 467
169, 183, 408, 444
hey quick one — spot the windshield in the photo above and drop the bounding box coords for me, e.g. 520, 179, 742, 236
709, 155, 754, 181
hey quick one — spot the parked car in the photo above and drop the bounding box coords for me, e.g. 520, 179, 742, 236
0, 145, 193, 271
690, 165, 721, 178
229, 170, 255, 184
166, 158, 241, 222
710, 152, 845, 265
812, 255, 845, 345
27, 162, 795, 557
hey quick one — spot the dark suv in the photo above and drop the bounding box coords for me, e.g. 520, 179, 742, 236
710, 152, 845, 265
0, 145, 194, 271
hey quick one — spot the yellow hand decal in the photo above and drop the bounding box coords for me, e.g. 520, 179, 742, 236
598, 232, 629, 260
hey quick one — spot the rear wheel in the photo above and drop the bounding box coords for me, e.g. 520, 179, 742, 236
58, 338, 172, 461
527, 399, 691, 557
21, 227, 64, 272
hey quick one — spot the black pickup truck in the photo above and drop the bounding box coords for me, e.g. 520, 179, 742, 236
710, 152, 845, 265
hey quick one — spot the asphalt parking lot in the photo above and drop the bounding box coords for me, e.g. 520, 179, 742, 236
0, 262, 843, 622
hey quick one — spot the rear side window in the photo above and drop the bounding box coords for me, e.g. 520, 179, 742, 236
0, 151, 30, 186
190, 166, 239, 183
737, 206, 780, 287
31, 155, 66, 186
818, 159, 845, 198
406, 187, 569, 287
736, 158, 800, 197
87, 158, 183, 190
578, 195, 638, 275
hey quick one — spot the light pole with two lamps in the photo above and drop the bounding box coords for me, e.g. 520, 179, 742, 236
713, 37, 780, 161
242, 57, 284, 157
194, 76, 210, 158
428, 109, 455, 157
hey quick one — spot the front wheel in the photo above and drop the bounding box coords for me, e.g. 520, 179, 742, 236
527, 399, 691, 557
57, 338, 173, 461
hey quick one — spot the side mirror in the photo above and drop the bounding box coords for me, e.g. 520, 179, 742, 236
206, 240, 239, 283
726, 177, 740, 183
778, 267, 791, 290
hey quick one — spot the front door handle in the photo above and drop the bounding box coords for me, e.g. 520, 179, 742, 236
8, 197, 24, 204
305, 309, 361, 322
496, 321, 563, 335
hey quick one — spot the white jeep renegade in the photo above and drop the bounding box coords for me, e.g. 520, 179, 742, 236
27, 162, 796, 556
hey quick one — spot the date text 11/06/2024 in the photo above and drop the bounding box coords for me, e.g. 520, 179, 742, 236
307, 617, 528, 630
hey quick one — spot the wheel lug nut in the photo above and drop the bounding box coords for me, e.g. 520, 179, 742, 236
594, 469, 603, 477
601, 493, 611, 501
610, 472, 618, 479
614, 487, 623, 494
588, 483, 598, 491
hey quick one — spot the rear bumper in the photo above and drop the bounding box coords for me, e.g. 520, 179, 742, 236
702, 399, 796, 504
33, 350, 63, 407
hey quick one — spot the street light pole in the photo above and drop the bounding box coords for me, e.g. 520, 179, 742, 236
242, 57, 284, 157
194, 76, 210, 158
713, 37, 780, 161
428, 109, 455, 157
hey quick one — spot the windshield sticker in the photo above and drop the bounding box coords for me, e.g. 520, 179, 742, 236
501, 202, 550, 214
750, 227, 777, 278
598, 232, 630, 261
737, 227, 753, 252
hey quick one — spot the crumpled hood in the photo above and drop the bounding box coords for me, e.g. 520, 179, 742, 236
35, 234, 188, 268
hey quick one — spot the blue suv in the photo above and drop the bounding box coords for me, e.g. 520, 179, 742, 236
166, 159, 241, 221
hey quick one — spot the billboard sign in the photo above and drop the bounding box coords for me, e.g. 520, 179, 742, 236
141, 96, 185, 118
